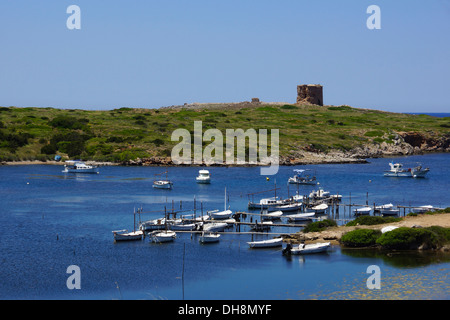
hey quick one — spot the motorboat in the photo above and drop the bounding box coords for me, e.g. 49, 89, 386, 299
285, 242, 331, 255
139, 218, 166, 231
311, 203, 328, 214
247, 237, 283, 248
309, 188, 330, 200
261, 210, 283, 221
288, 169, 318, 185
150, 230, 176, 243
285, 212, 315, 222
248, 197, 290, 210
112, 229, 143, 242
384, 162, 429, 178
199, 232, 220, 244
354, 206, 372, 216
196, 170, 211, 184
62, 160, 99, 174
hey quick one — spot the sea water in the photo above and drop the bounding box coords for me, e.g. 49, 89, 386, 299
0, 153, 449, 299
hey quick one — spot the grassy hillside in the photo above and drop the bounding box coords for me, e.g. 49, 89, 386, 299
0, 104, 449, 163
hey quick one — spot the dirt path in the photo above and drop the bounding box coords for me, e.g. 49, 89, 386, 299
294, 213, 450, 244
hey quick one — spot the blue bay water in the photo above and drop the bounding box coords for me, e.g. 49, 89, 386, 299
0, 153, 449, 299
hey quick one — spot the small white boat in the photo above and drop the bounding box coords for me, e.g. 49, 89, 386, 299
203, 222, 228, 232
112, 229, 143, 242
150, 230, 176, 243
170, 222, 199, 231
196, 170, 211, 184
62, 160, 99, 174
262, 210, 283, 221
380, 208, 400, 216
152, 180, 173, 189
152, 170, 173, 189
288, 169, 318, 185
269, 203, 302, 212
247, 237, 283, 248
381, 226, 399, 233
288, 242, 331, 255
311, 203, 328, 214
354, 206, 372, 216
384, 162, 429, 178
374, 203, 393, 212
209, 209, 233, 220
286, 211, 315, 222
199, 232, 220, 244
412, 205, 435, 213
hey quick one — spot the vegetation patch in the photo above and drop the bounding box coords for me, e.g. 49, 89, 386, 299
303, 219, 337, 233
341, 229, 381, 247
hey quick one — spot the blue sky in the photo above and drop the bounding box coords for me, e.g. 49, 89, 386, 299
0, 0, 449, 112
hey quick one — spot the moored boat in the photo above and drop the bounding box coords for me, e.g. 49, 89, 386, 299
354, 206, 372, 216
284, 242, 331, 255
384, 162, 429, 178
247, 237, 283, 248
150, 230, 176, 243
62, 160, 99, 174
285, 211, 315, 222
288, 169, 318, 185
199, 232, 220, 244
112, 229, 143, 242
196, 170, 211, 184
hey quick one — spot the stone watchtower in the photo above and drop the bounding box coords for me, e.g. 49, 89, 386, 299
296, 84, 323, 106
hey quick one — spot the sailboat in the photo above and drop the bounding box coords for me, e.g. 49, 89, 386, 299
209, 187, 233, 220
152, 170, 173, 189
113, 207, 144, 242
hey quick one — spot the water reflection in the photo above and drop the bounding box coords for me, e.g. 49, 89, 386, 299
341, 248, 450, 268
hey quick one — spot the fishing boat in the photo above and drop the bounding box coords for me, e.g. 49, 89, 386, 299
248, 197, 290, 210
196, 170, 211, 184
285, 211, 315, 222
247, 237, 283, 248
112, 229, 143, 242
199, 232, 220, 244
150, 230, 176, 243
170, 222, 199, 231
286, 242, 331, 255
384, 162, 429, 178
354, 206, 372, 216
62, 160, 99, 174
311, 203, 328, 214
309, 188, 330, 200
262, 210, 283, 221
139, 218, 166, 231
288, 169, 318, 185
152, 170, 173, 189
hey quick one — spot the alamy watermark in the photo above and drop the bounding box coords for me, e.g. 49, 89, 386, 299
171, 121, 279, 175
366, 265, 381, 290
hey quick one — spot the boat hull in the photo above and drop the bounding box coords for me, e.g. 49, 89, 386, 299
247, 238, 283, 248
289, 242, 330, 255
113, 230, 143, 242
151, 231, 176, 243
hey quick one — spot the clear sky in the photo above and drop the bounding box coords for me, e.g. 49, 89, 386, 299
0, 0, 449, 112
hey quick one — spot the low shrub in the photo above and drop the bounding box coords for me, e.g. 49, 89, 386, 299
303, 219, 337, 233
341, 229, 381, 247
375, 227, 438, 250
